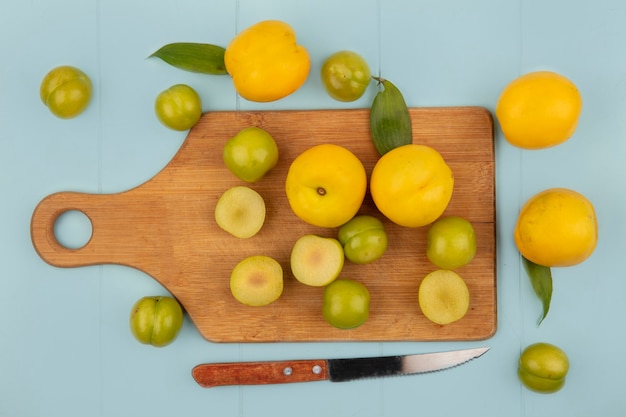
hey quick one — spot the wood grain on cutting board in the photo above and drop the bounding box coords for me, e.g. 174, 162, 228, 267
31, 107, 496, 342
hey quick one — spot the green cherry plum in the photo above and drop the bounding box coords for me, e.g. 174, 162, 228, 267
322, 279, 370, 329
40, 65, 92, 119
223, 127, 279, 182
154, 84, 202, 131
426, 215, 477, 269
129, 296, 184, 347
321, 51, 371, 102
338, 215, 388, 264
518, 342, 570, 394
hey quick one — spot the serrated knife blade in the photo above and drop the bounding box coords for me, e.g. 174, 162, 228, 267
192, 346, 489, 388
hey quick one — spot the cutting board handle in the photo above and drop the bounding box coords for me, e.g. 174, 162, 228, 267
30, 191, 136, 268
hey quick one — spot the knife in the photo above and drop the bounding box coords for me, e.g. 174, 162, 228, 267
192, 346, 489, 388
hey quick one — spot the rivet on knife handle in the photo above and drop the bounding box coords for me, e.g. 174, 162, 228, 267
192, 359, 328, 388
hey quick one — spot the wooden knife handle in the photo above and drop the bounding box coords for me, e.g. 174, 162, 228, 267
192, 359, 329, 388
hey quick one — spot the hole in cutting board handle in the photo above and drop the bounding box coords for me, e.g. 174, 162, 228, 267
53, 209, 93, 250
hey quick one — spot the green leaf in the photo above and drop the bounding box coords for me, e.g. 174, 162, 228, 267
369, 77, 412, 156
522, 255, 553, 325
149, 43, 228, 75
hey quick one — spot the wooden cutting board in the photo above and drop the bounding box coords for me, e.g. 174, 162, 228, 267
31, 107, 496, 343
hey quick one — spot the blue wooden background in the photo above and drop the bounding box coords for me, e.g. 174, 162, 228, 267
1, 0, 625, 415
